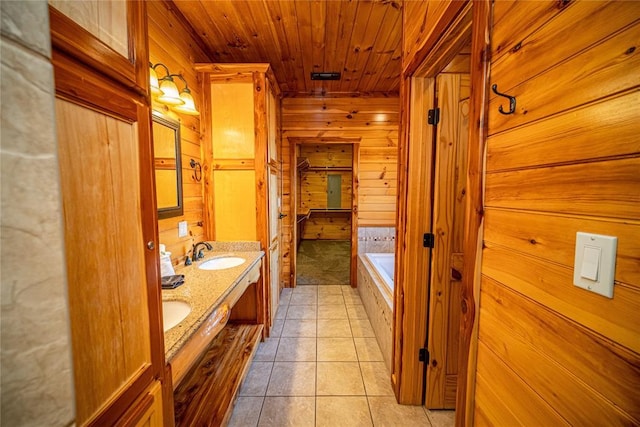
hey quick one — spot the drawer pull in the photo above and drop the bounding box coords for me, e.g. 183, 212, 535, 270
492, 84, 516, 115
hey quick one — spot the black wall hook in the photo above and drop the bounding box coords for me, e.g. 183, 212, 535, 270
492, 84, 516, 115
190, 159, 202, 182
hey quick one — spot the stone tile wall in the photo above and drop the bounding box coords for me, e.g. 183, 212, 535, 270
357, 227, 395, 254
1, 1, 75, 425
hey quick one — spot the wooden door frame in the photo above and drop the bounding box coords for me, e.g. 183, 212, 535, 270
266, 78, 282, 331
289, 137, 361, 287
394, 1, 490, 425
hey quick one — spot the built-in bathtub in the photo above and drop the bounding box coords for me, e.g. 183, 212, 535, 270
357, 253, 394, 372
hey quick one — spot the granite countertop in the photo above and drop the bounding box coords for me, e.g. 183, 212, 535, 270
162, 247, 264, 361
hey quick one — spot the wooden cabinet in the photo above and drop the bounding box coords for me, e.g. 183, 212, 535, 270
124, 381, 164, 427
50, 1, 165, 425
170, 258, 265, 425
197, 63, 281, 332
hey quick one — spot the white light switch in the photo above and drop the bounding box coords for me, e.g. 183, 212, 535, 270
178, 221, 188, 238
580, 246, 600, 281
573, 232, 617, 298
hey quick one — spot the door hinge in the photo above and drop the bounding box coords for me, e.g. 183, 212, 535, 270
423, 233, 435, 248
419, 348, 429, 362
427, 108, 440, 125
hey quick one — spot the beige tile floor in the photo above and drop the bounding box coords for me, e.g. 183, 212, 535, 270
229, 285, 455, 427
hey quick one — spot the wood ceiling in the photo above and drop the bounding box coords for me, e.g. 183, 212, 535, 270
171, 0, 403, 97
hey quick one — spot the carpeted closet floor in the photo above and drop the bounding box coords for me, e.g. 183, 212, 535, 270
296, 240, 351, 286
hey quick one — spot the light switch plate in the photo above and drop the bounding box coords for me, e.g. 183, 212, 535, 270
178, 221, 188, 238
573, 232, 617, 298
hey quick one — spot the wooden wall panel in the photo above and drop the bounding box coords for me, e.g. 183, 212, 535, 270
484, 209, 640, 287
211, 83, 255, 158
213, 170, 257, 241
301, 212, 351, 241
488, 17, 640, 134
475, 343, 569, 426
481, 277, 640, 421
149, 0, 211, 265
300, 144, 352, 168
475, 3, 640, 425
485, 158, 640, 220
486, 91, 640, 172
299, 171, 353, 210
281, 97, 399, 286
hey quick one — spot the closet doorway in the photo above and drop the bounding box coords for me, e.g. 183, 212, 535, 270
289, 137, 360, 287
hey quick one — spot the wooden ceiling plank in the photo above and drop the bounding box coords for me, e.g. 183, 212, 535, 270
358, 5, 402, 94
310, 0, 327, 94
321, 1, 343, 94
330, 2, 358, 93
378, 34, 404, 93
232, 1, 282, 66
260, 1, 297, 94
149, 1, 213, 62
212, 1, 269, 64
293, 0, 314, 94
346, 1, 396, 93
277, 0, 307, 94
171, 0, 241, 63
339, 1, 373, 92
169, 0, 403, 96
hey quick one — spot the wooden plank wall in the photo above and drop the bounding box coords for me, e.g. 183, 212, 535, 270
475, 1, 640, 425
298, 144, 352, 241
299, 144, 353, 212
148, 1, 211, 265
299, 171, 353, 210
281, 97, 399, 286
301, 212, 352, 241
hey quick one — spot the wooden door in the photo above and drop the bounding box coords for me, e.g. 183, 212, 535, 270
393, 76, 436, 404
425, 73, 469, 409
50, 1, 164, 425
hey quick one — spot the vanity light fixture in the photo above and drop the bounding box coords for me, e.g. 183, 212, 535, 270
149, 62, 200, 116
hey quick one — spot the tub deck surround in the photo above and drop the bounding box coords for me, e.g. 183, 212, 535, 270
357, 254, 394, 373
163, 249, 264, 361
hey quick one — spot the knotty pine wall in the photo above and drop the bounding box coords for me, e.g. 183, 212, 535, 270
148, 1, 211, 265
298, 144, 353, 241
281, 97, 399, 286
299, 144, 353, 212
475, 2, 640, 425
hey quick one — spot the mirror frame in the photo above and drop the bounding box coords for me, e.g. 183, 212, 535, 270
152, 113, 183, 219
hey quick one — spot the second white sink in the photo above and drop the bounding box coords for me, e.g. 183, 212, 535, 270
162, 300, 191, 332
198, 256, 246, 271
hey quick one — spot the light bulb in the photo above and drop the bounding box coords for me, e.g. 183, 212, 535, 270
149, 66, 162, 96
158, 78, 184, 106
172, 90, 199, 115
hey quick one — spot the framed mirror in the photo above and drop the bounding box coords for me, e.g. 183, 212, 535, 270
152, 113, 183, 219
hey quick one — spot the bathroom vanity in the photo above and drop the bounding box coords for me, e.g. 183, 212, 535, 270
162, 246, 266, 426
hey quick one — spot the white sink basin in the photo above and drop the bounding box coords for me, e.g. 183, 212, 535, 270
198, 256, 245, 271
162, 300, 191, 332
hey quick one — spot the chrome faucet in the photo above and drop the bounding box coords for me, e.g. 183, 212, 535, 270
191, 241, 213, 262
